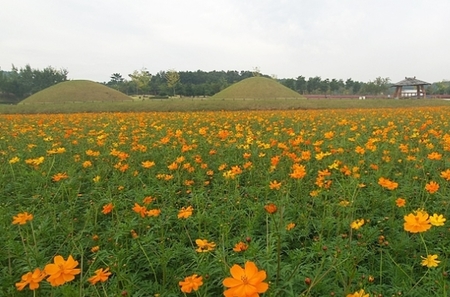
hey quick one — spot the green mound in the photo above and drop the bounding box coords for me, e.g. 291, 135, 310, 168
212, 77, 304, 99
20, 80, 132, 104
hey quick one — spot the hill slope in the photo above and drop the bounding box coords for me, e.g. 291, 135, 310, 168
20, 80, 132, 104
212, 77, 304, 99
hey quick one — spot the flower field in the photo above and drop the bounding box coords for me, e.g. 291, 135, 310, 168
1, 107, 450, 296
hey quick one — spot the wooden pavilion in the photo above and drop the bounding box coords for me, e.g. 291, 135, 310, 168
392, 77, 430, 98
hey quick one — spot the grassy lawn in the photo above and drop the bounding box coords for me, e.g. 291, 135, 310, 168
1, 98, 450, 114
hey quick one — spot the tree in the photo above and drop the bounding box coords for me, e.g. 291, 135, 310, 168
296, 76, 307, 94
307, 77, 322, 94
128, 68, 151, 95
165, 69, 180, 96
109, 73, 124, 90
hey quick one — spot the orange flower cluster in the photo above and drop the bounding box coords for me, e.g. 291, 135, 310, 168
132, 203, 161, 218
378, 177, 398, 190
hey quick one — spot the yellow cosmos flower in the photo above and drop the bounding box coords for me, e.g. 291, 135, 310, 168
429, 213, 446, 226
421, 254, 440, 268
195, 239, 216, 252
346, 289, 369, 297
9, 156, 20, 164
350, 219, 365, 230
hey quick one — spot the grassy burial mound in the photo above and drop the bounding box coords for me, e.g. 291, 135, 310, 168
212, 76, 304, 100
20, 80, 132, 104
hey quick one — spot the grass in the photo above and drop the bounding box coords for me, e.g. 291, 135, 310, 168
2, 98, 450, 114
211, 77, 304, 99
2, 107, 450, 296
19, 80, 133, 104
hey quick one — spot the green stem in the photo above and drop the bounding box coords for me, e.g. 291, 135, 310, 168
137, 239, 158, 283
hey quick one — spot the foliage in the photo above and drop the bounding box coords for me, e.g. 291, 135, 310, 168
165, 69, 180, 96
0, 64, 68, 100
2, 107, 450, 296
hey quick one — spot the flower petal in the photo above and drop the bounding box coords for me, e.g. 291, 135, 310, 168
230, 264, 245, 280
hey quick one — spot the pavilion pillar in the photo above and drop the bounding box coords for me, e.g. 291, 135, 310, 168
394, 86, 402, 98
421, 85, 427, 99
417, 85, 421, 99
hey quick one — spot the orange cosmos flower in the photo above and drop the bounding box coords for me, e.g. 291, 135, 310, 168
286, 222, 296, 231
440, 169, 450, 181
52, 172, 69, 182
44, 255, 81, 286
195, 239, 216, 252
82, 161, 92, 168
290, 164, 306, 179
143, 196, 155, 204
233, 242, 249, 252
15, 268, 46, 291
269, 180, 282, 190
355, 146, 365, 155
141, 160, 155, 168
146, 209, 161, 217
264, 203, 277, 214
168, 162, 179, 170
427, 152, 442, 160
178, 206, 194, 219
88, 268, 112, 285
91, 246, 100, 253
395, 198, 406, 207
270, 155, 280, 167
179, 274, 203, 293
132, 203, 147, 218
425, 181, 439, 194
223, 261, 268, 297
404, 210, 431, 233
378, 177, 398, 190
102, 203, 114, 214
12, 212, 33, 225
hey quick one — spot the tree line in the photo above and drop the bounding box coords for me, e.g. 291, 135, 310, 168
105, 70, 450, 98
1, 64, 449, 103
0, 65, 68, 101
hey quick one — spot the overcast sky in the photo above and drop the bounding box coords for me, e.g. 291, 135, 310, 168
2, 0, 449, 83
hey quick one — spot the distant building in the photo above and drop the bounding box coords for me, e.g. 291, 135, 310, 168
392, 77, 430, 98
